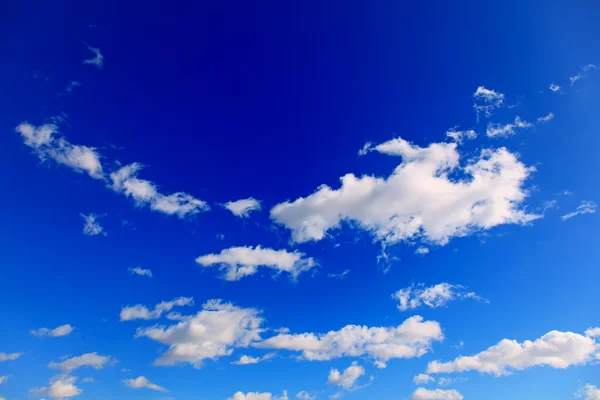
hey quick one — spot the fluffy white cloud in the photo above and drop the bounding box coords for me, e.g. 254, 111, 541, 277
570, 64, 596, 85
296, 391, 316, 400
537, 112, 554, 123
120, 297, 193, 321
232, 353, 275, 365
110, 163, 209, 218
393, 283, 484, 311
576, 384, 600, 400
585, 328, 600, 338
0, 376, 7, 384
0, 353, 20, 362
228, 391, 288, 400
473, 86, 505, 119
80, 213, 105, 236
83, 45, 104, 69
411, 388, 463, 400
123, 376, 169, 392
135, 299, 264, 367
224, 198, 262, 217
16, 123, 103, 179
128, 267, 153, 278
271, 137, 537, 247
561, 201, 597, 221
413, 374, 434, 385
31, 324, 74, 337
445, 127, 476, 143
486, 116, 533, 138
195, 246, 317, 281
30, 376, 83, 399
328, 362, 365, 390
255, 315, 443, 363
549, 83, 561, 93
49, 353, 113, 373
426, 330, 598, 376
415, 247, 430, 255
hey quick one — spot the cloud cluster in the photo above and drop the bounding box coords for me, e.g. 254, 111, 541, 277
123, 376, 169, 392
426, 330, 598, 376
486, 116, 533, 138
328, 362, 365, 390
31, 324, 74, 337
224, 198, 262, 217
232, 352, 275, 365
255, 315, 443, 364
228, 391, 289, 400
195, 246, 317, 281
473, 86, 505, 119
120, 297, 193, 321
576, 384, 600, 400
446, 127, 476, 143
570, 64, 596, 85
49, 352, 114, 373
80, 213, 105, 236
411, 388, 463, 400
30, 376, 83, 399
413, 374, 435, 385
561, 201, 597, 221
393, 283, 484, 311
0, 353, 21, 362
271, 137, 537, 247
135, 299, 264, 367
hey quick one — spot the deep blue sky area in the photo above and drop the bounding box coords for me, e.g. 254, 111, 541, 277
0, 1, 599, 400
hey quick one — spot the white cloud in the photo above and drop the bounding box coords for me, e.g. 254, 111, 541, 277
570, 64, 596, 86
549, 83, 561, 93
232, 353, 275, 365
110, 162, 209, 218
0, 353, 21, 362
0, 376, 7, 384
473, 86, 505, 119
271, 137, 537, 247
30, 376, 83, 400
576, 384, 600, 400
62, 81, 81, 95
445, 127, 476, 143
83, 45, 104, 69
224, 198, 262, 218
328, 362, 365, 390
413, 374, 434, 385
255, 315, 443, 363
16, 123, 103, 179
123, 376, 169, 392
120, 297, 193, 321
135, 299, 264, 367
426, 329, 598, 376
327, 269, 351, 279
561, 201, 597, 221
486, 116, 533, 138
411, 388, 463, 400
195, 246, 317, 281
128, 267, 153, 278
393, 283, 484, 311
228, 391, 289, 400
415, 247, 430, 255
80, 213, 105, 236
296, 391, 316, 400
585, 328, 600, 338
81, 377, 94, 383
537, 112, 555, 123
49, 352, 113, 373
31, 324, 74, 337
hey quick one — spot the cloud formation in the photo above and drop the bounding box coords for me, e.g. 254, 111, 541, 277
224, 198, 262, 217
49, 352, 113, 373
231, 352, 275, 365
426, 330, 598, 376
473, 86, 505, 119
271, 137, 537, 247
0, 353, 21, 362
393, 283, 484, 311
195, 246, 317, 281
83, 45, 104, 69
80, 213, 105, 236
328, 362, 365, 390
123, 376, 169, 392
570, 64, 596, 85
30, 376, 82, 400
31, 324, 74, 337
486, 116, 533, 138
561, 201, 597, 221
228, 391, 289, 400
446, 127, 476, 143
549, 83, 561, 93
413, 374, 434, 385
411, 388, 463, 400
128, 267, 153, 278
120, 297, 193, 321
576, 384, 600, 400
537, 112, 554, 123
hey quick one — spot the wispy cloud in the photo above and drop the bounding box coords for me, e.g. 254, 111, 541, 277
123, 376, 169, 392
128, 267, 153, 278
80, 213, 106, 236
83, 45, 104, 69
223, 198, 262, 218
486, 116, 533, 138
549, 83, 561, 93
537, 112, 554, 123
31, 324, 74, 337
473, 86, 505, 119
393, 283, 485, 311
570, 64, 596, 86
231, 352, 275, 365
561, 200, 596, 221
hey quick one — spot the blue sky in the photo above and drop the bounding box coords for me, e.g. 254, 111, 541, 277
1, 1, 600, 400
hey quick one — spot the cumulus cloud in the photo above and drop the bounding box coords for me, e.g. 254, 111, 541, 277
415, 247, 429, 255
128, 267, 153, 278
16, 122, 103, 179
561, 201, 597, 221
271, 137, 537, 247
537, 112, 554, 123
83, 45, 104, 69
195, 246, 317, 281
135, 299, 264, 367
123, 376, 169, 392
549, 83, 561, 93
328, 362, 365, 390
585, 328, 600, 338
80, 213, 105, 236
570, 64, 596, 86
228, 391, 289, 400
486, 116, 533, 138
576, 384, 600, 400
120, 297, 193, 321
473, 86, 505, 119
296, 391, 316, 400
110, 162, 209, 218
411, 388, 463, 400
445, 127, 476, 143
0, 353, 21, 362
426, 329, 599, 376
49, 353, 114, 373
30, 376, 83, 399
31, 324, 74, 337
413, 374, 434, 385
232, 353, 275, 365
224, 198, 262, 217
255, 315, 443, 364
393, 283, 484, 311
